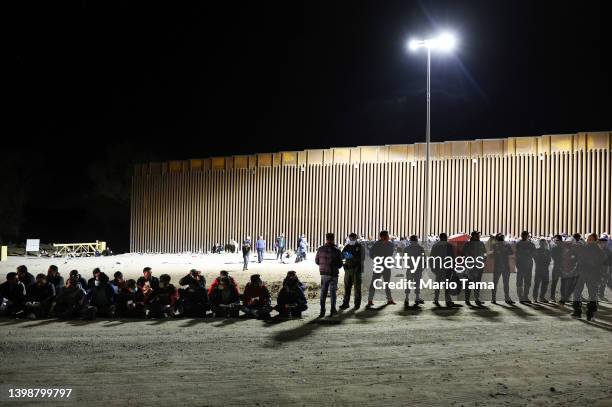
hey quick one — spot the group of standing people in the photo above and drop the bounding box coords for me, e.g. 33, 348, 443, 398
240, 233, 310, 270
313, 230, 611, 321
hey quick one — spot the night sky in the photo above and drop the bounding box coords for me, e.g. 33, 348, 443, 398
6, 1, 611, 251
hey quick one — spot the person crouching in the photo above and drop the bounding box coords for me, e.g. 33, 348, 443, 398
146, 274, 179, 318
208, 272, 240, 317
241, 274, 272, 319
22, 273, 56, 319
274, 273, 308, 318
86, 272, 116, 319
116, 279, 146, 318
178, 269, 209, 317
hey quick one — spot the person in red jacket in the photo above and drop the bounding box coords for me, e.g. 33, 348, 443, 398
241, 274, 271, 319
208, 271, 240, 317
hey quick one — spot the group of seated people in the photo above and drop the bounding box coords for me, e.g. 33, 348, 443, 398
0, 265, 308, 320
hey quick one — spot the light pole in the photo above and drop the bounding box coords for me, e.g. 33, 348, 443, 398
407, 33, 456, 245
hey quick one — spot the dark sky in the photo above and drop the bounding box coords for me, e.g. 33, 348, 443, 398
6, 0, 611, 250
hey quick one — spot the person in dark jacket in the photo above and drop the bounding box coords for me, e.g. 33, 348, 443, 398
87, 268, 102, 291
51, 275, 87, 319
571, 233, 606, 320
532, 240, 552, 302
16, 265, 35, 288
87, 272, 115, 318
598, 237, 612, 301
115, 279, 146, 318
23, 273, 56, 319
464, 231, 487, 306
315, 233, 343, 317
47, 265, 64, 295
275, 273, 308, 317
515, 231, 536, 303
430, 233, 460, 307
69, 270, 88, 291
241, 274, 272, 319
137, 267, 160, 292
340, 233, 364, 310
491, 234, 515, 305
549, 235, 565, 302
0, 272, 26, 317
208, 273, 240, 317
403, 235, 425, 307
178, 269, 209, 317
147, 274, 179, 318
367, 230, 396, 308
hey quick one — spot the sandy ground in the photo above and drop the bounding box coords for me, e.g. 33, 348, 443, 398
1, 253, 611, 406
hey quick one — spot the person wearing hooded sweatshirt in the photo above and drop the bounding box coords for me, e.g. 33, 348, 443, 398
463, 231, 487, 306
241, 274, 272, 319
571, 233, 606, 321
87, 272, 115, 318
16, 265, 35, 289
208, 271, 241, 317
178, 269, 209, 317
515, 231, 536, 303
69, 269, 88, 291
51, 275, 87, 319
340, 232, 365, 310
0, 272, 26, 317
23, 273, 56, 319
275, 273, 308, 317
403, 235, 425, 307
532, 239, 552, 302
47, 265, 64, 295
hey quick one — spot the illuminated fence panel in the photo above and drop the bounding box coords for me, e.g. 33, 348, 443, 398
130, 132, 611, 253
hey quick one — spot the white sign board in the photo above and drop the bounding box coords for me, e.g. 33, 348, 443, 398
26, 239, 40, 252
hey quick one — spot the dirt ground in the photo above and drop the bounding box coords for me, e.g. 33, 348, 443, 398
0, 253, 611, 406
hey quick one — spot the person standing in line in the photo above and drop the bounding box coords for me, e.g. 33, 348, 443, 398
515, 231, 536, 303
315, 233, 343, 317
276, 233, 286, 262
242, 236, 252, 271
491, 233, 515, 305
463, 231, 487, 307
339, 232, 364, 310
549, 235, 565, 302
430, 233, 460, 308
367, 230, 396, 308
572, 233, 606, 320
532, 239, 552, 302
256, 235, 266, 263
597, 236, 611, 301
403, 235, 425, 307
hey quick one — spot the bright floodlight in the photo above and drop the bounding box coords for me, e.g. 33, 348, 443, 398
436, 32, 456, 51
407, 32, 457, 52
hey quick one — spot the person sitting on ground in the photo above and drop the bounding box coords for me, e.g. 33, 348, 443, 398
101, 246, 113, 256
69, 269, 88, 290
146, 274, 179, 318
17, 265, 35, 288
208, 272, 241, 317
51, 275, 87, 319
178, 269, 209, 317
111, 271, 123, 294
87, 268, 102, 291
282, 270, 304, 290
23, 273, 56, 319
47, 265, 64, 294
116, 279, 146, 318
275, 273, 308, 318
86, 272, 116, 318
241, 274, 272, 319
0, 272, 26, 317
137, 267, 160, 292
